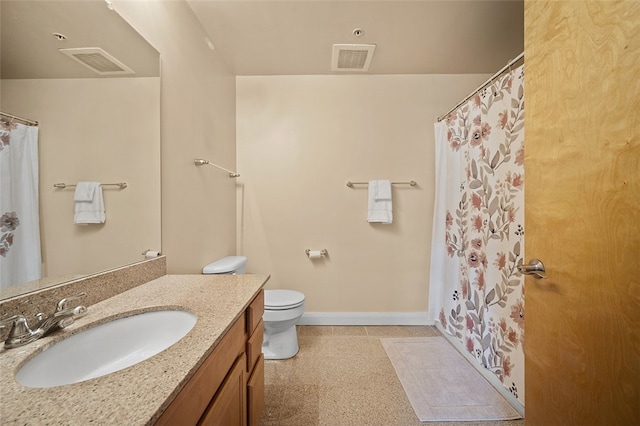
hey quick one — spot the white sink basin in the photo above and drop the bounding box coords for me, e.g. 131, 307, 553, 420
16, 310, 196, 388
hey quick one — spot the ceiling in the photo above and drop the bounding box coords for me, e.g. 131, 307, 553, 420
187, 0, 524, 76
1, 1, 159, 79
1, 1, 524, 79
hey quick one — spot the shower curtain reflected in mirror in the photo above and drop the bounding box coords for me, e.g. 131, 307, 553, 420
0, 119, 41, 289
429, 64, 525, 405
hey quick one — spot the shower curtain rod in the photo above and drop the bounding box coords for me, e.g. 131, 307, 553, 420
0, 111, 39, 127
437, 51, 524, 122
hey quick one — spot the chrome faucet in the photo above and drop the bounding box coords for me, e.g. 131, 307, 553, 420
0, 292, 88, 349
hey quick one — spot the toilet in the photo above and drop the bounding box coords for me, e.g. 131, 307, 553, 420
262, 289, 305, 360
202, 256, 305, 360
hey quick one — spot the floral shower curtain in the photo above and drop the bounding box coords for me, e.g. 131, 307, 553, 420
429, 64, 525, 404
0, 119, 41, 289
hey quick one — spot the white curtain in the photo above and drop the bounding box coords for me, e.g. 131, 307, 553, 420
429, 65, 525, 404
0, 120, 41, 289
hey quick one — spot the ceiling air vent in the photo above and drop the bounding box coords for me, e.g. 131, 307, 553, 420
331, 44, 376, 72
59, 48, 134, 75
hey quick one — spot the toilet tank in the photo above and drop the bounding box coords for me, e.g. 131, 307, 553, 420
202, 256, 247, 275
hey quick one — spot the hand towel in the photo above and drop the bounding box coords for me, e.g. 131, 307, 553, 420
367, 180, 393, 224
74, 182, 105, 224
73, 181, 98, 202
373, 179, 392, 201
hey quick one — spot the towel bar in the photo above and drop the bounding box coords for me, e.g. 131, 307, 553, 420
194, 158, 240, 178
346, 180, 416, 188
53, 182, 128, 189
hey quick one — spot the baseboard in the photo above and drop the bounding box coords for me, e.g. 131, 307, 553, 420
434, 322, 526, 417
299, 311, 433, 326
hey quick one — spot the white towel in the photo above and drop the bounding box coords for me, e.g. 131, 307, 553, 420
367, 180, 393, 224
74, 182, 105, 224
73, 181, 98, 202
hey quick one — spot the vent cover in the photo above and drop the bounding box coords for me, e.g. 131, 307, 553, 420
331, 44, 376, 72
59, 48, 134, 75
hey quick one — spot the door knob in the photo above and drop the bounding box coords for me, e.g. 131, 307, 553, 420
518, 258, 547, 279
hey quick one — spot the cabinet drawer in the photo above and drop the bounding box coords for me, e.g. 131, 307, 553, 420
246, 320, 263, 373
246, 289, 264, 334
247, 354, 265, 426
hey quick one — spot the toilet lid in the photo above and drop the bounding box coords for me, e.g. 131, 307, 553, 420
264, 290, 305, 310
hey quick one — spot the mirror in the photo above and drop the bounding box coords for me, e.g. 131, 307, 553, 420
0, 1, 161, 299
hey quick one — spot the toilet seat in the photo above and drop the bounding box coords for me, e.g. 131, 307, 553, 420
264, 290, 305, 311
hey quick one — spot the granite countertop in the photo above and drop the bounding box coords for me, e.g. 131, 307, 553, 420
0, 274, 268, 426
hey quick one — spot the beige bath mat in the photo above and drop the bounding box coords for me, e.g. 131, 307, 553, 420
380, 336, 522, 422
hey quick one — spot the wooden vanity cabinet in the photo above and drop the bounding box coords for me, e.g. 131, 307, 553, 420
245, 290, 264, 426
155, 290, 265, 426
247, 353, 265, 426
199, 353, 247, 426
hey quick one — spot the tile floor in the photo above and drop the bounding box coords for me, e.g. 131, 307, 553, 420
260, 325, 525, 426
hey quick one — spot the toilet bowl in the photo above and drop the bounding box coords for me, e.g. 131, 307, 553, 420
202, 257, 305, 360
262, 289, 305, 360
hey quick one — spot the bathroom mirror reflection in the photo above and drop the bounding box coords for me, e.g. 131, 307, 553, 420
0, 1, 161, 299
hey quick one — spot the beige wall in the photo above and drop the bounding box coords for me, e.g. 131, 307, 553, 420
115, 1, 238, 274
88, 2, 489, 318
2, 77, 160, 279
236, 74, 488, 316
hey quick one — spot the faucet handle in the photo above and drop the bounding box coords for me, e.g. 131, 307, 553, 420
0, 315, 36, 341
55, 306, 88, 329
1, 315, 48, 348
0, 315, 24, 328
56, 292, 87, 312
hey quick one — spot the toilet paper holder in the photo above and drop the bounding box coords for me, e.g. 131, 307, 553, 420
305, 249, 328, 258
142, 249, 161, 258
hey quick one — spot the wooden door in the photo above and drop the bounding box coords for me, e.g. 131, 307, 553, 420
524, 1, 640, 425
